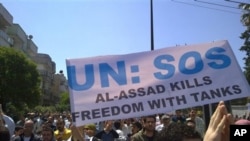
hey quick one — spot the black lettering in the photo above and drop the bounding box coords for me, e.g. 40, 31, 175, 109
193, 78, 203, 87
186, 80, 195, 88
156, 85, 165, 93
128, 89, 136, 98
81, 111, 91, 120
92, 109, 101, 119
96, 93, 105, 103
166, 97, 175, 106
190, 92, 199, 102
101, 107, 110, 117
210, 88, 221, 99
170, 82, 181, 91
148, 99, 161, 109
71, 112, 79, 122
119, 91, 128, 100
121, 104, 131, 114
137, 87, 146, 96
132, 102, 144, 112
221, 86, 234, 96
203, 76, 212, 85
232, 85, 241, 94
105, 93, 114, 101
111, 106, 120, 115
147, 86, 156, 95
176, 95, 187, 105
180, 81, 186, 89
201, 91, 211, 101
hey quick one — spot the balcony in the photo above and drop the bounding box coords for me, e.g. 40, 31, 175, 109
0, 4, 13, 27
7, 24, 26, 44
0, 29, 13, 45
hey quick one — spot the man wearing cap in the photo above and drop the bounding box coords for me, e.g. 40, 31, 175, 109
155, 114, 171, 132
85, 124, 100, 141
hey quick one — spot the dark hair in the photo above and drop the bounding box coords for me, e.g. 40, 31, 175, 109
132, 121, 142, 130
143, 115, 156, 123
156, 122, 202, 141
114, 120, 121, 130
0, 128, 10, 141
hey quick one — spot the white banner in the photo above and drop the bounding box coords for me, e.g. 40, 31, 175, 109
66, 40, 250, 126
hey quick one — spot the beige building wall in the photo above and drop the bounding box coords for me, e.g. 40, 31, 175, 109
0, 3, 67, 106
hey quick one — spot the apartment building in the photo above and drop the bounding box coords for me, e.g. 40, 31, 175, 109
0, 3, 68, 106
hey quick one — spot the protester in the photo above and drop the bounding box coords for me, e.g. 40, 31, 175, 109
85, 124, 101, 141
131, 115, 158, 141
0, 104, 15, 137
95, 120, 119, 141
114, 120, 127, 141
54, 118, 72, 141
188, 108, 205, 137
13, 119, 41, 141
11, 126, 24, 141
171, 110, 186, 124
0, 106, 11, 141
155, 114, 171, 132
41, 126, 55, 141
127, 121, 142, 141
0, 127, 10, 141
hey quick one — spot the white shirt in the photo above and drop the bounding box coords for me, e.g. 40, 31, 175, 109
3, 114, 15, 136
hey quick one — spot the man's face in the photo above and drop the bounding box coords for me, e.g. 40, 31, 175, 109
132, 125, 140, 134
189, 110, 197, 118
56, 121, 64, 131
162, 118, 170, 126
143, 117, 156, 131
42, 130, 53, 141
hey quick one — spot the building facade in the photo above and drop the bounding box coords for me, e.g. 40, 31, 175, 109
0, 3, 68, 106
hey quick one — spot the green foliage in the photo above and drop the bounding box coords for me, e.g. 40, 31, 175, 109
239, 3, 250, 84
56, 92, 70, 112
0, 47, 42, 112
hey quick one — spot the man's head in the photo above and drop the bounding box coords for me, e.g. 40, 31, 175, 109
85, 124, 96, 137
131, 121, 142, 134
161, 115, 171, 126
189, 108, 197, 118
143, 115, 156, 132
55, 118, 65, 131
42, 127, 54, 141
23, 120, 34, 136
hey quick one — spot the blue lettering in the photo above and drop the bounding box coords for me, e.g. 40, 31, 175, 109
99, 61, 127, 87
206, 47, 231, 69
67, 64, 94, 91
154, 55, 175, 80
179, 51, 203, 74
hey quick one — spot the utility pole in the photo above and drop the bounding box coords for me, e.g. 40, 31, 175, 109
150, 0, 154, 51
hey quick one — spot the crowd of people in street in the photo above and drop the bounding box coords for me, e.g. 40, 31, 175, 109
1, 101, 250, 141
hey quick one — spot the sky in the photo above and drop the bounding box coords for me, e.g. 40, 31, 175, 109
1, 0, 249, 77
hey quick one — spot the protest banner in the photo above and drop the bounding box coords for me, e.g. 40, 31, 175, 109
66, 40, 250, 126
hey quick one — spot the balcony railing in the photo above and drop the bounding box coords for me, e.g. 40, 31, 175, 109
0, 29, 13, 45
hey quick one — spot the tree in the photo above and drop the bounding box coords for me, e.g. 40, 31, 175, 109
239, 3, 250, 83
56, 92, 70, 112
0, 47, 41, 112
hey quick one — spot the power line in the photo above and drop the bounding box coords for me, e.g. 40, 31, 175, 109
194, 0, 239, 9
225, 0, 250, 5
172, 0, 241, 14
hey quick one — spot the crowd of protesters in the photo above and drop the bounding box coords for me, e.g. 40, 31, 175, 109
1, 101, 250, 141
